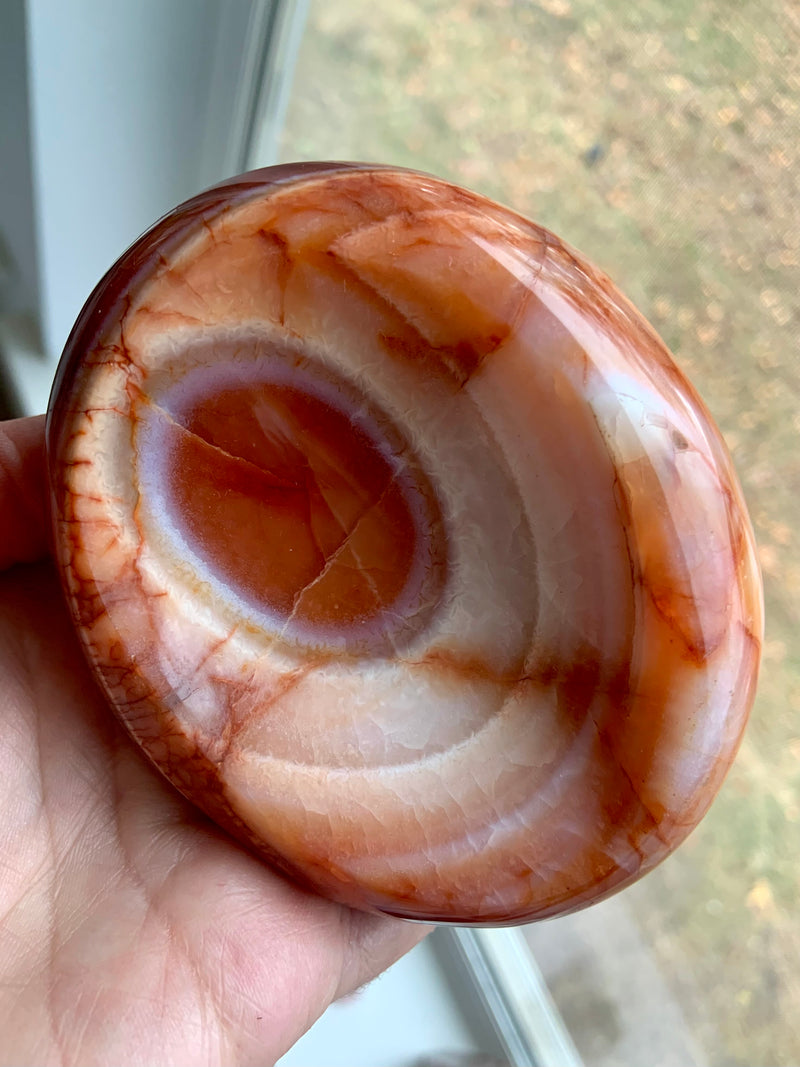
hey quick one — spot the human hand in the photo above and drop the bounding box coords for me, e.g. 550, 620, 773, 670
0, 415, 428, 1066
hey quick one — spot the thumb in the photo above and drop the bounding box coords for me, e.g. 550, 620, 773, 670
0, 415, 48, 571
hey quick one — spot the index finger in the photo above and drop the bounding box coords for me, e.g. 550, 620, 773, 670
0, 415, 49, 570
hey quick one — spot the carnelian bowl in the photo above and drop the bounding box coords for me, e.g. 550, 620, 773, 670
46, 163, 763, 925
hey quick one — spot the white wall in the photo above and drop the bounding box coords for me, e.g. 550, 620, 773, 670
24, 0, 226, 362
0, 0, 39, 323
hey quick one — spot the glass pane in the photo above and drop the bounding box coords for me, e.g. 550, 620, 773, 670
277, 3, 799, 1064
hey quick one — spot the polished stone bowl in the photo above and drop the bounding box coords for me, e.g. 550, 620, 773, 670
46, 164, 763, 925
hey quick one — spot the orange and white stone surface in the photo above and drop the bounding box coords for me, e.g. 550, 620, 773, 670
47, 164, 763, 924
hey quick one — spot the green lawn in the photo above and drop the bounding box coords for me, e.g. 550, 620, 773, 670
279, 1, 800, 1062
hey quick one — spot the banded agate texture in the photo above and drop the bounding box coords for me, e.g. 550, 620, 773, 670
47, 164, 763, 925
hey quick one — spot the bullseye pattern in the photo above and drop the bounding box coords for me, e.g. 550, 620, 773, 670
136, 337, 449, 655
47, 164, 762, 924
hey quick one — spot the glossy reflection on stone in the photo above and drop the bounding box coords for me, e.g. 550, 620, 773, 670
46, 163, 763, 925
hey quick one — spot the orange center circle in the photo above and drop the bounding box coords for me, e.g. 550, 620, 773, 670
140, 340, 449, 654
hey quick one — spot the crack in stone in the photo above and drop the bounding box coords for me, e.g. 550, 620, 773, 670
280, 472, 405, 639
140, 389, 419, 638
140, 394, 305, 492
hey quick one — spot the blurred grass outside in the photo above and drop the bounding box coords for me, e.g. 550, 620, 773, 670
277, 1, 800, 1064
